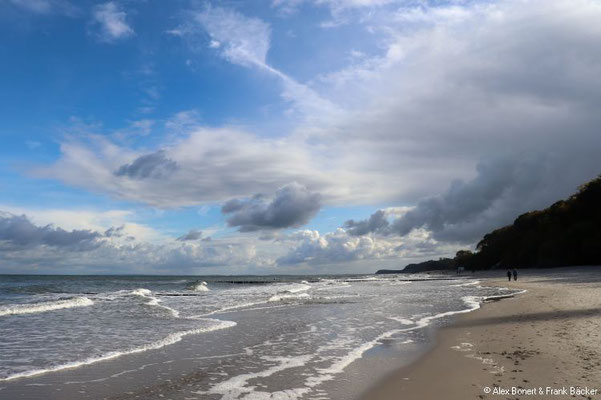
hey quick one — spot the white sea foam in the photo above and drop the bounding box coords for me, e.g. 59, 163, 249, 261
303, 295, 489, 391
283, 283, 311, 294
200, 354, 313, 399
0, 297, 94, 317
0, 318, 236, 382
191, 283, 522, 400
130, 288, 180, 318
346, 276, 380, 281
130, 288, 152, 296
190, 281, 210, 292
408, 295, 482, 330
450, 280, 481, 287
268, 292, 311, 302
389, 281, 412, 286
388, 316, 415, 325
201, 300, 272, 316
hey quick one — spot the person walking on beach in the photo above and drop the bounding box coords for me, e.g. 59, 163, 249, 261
513, 268, 518, 281
507, 269, 512, 281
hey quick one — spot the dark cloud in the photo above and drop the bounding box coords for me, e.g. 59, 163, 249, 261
222, 183, 321, 232
344, 154, 590, 243
177, 229, 203, 241
104, 225, 125, 237
0, 213, 102, 251
114, 150, 178, 179
344, 210, 389, 236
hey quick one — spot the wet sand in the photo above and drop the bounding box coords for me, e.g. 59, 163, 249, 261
361, 267, 601, 400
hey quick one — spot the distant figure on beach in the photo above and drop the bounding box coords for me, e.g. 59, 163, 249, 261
513, 269, 518, 281
507, 269, 512, 281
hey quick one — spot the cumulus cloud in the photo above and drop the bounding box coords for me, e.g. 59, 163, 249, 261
276, 227, 453, 268
344, 209, 389, 236
176, 229, 203, 241
222, 183, 321, 231
0, 212, 102, 251
277, 229, 387, 265
92, 2, 134, 42
0, 210, 274, 274
114, 150, 178, 179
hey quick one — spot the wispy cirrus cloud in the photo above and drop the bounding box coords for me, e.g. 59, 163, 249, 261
172, 5, 341, 119
91, 2, 134, 43
193, 6, 271, 68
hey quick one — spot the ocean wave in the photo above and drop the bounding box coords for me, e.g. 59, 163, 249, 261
0, 318, 236, 382
0, 297, 94, 317
268, 292, 311, 302
130, 288, 180, 318
188, 281, 209, 292
203, 300, 271, 316
388, 281, 412, 286
282, 283, 311, 294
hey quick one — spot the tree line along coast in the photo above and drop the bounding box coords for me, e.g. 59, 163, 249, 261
378, 175, 601, 274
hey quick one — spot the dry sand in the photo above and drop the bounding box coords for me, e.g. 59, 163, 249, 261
361, 267, 601, 400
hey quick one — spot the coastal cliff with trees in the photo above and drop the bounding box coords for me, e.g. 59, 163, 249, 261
377, 175, 601, 274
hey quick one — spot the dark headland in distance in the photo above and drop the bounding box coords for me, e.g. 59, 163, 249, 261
378, 174, 601, 275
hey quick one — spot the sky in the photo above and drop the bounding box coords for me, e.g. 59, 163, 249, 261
1, 0, 600, 275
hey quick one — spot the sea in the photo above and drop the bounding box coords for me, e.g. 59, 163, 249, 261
0, 274, 520, 399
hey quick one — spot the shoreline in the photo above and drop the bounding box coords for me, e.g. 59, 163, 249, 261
360, 267, 601, 400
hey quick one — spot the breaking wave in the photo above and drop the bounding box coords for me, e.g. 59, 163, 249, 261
0, 297, 94, 317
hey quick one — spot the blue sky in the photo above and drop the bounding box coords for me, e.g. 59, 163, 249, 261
1, 0, 601, 274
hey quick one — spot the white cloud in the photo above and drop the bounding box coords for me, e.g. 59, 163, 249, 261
92, 2, 134, 42
32, 127, 345, 208
194, 6, 271, 68
276, 227, 460, 271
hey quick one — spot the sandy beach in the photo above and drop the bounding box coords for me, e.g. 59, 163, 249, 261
361, 267, 601, 400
